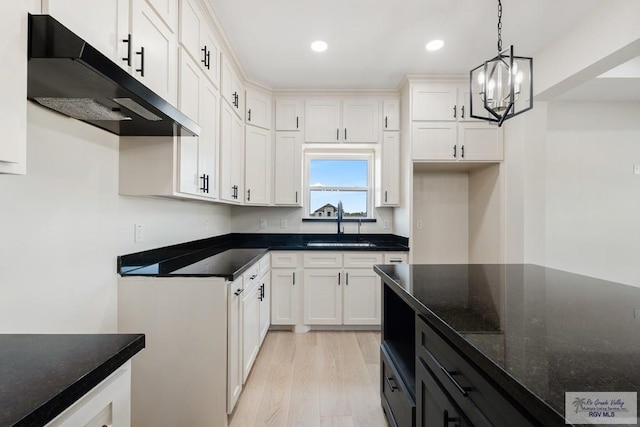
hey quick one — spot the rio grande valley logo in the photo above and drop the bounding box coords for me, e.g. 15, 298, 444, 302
566, 392, 637, 424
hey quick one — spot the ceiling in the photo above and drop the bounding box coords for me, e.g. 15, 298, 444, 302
208, 0, 607, 90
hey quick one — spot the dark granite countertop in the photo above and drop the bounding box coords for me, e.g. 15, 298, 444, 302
119, 233, 409, 279
0, 334, 145, 426
375, 264, 640, 425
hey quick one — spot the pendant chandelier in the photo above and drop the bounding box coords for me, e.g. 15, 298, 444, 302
470, 0, 533, 126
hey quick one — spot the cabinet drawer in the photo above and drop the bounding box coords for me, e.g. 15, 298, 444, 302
243, 263, 261, 292
416, 315, 535, 426
381, 346, 415, 427
384, 253, 408, 264
271, 252, 299, 268
343, 252, 383, 268
303, 252, 342, 268
259, 254, 271, 276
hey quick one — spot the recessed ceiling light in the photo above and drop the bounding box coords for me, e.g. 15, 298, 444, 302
311, 40, 328, 53
425, 39, 444, 52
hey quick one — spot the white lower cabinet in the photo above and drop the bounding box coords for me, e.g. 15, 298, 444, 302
241, 265, 261, 383
47, 362, 132, 427
270, 252, 303, 325
258, 269, 271, 344
302, 252, 384, 326
227, 276, 243, 414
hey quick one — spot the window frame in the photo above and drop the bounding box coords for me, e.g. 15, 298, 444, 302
303, 150, 375, 220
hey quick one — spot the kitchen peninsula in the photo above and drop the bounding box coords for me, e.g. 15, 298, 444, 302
376, 264, 640, 426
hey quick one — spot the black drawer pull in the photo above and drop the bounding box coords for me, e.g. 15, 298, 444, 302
440, 367, 471, 397
444, 410, 461, 426
384, 375, 398, 392
234, 288, 244, 296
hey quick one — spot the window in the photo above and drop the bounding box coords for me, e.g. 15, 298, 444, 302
305, 152, 373, 219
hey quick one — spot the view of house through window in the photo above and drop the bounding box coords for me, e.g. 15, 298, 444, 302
308, 158, 370, 218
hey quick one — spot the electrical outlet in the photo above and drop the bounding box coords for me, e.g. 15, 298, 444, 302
634, 165, 640, 175
134, 223, 144, 243
260, 218, 267, 229
416, 220, 423, 230
384, 220, 390, 230
280, 218, 288, 228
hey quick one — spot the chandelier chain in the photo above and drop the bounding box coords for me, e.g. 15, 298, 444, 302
497, 0, 503, 52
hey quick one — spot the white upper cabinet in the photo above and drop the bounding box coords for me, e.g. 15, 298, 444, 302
179, 0, 220, 86
222, 55, 244, 118
273, 132, 302, 206
382, 99, 400, 131
342, 99, 380, 143
41, 0, 124, 67
376, 132, 400, 206
275, 99, 303, 131
0, 2, 27, 175
305, 98, 380, 143
305, 99, 341, 142
245, 88, 272, 130
219, 102, 245, 203
130, 0, 178, 106
145, 0, 178, 33
412, 83, 458, 121
244, 126, 272, 205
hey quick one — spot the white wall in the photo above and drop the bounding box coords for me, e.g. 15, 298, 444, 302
230, 205, 394, 234
0, 104, 231, 333
543, 101, 640, 287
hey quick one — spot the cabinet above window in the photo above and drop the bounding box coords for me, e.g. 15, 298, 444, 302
304, 98, 381, 143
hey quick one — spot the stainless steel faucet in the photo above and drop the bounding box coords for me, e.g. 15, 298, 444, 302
337, 201, 344, 238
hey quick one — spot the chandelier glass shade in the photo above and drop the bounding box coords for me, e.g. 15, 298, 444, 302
469, 2, 533, 126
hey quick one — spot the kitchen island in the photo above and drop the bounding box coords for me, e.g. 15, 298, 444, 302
375, 264, 640, 426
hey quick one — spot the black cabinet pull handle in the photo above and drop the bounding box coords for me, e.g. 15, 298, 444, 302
234, 288, 244, 296
385, 190, 388, 203
206, 175, 210, 193
344, 128, 347, 140
389, 258, 402, 263
440, 367, 471, 397
385, 116, 388, 129
296, 116, 299, 129
250, 274, 257, 280
338, 272, 341, 286
201, 46, 208, 66
453, 145, 457, 158
135, 46, 145, 76
384, 375, 398, 392
248, 109, 251, 121
461, 105, 465, 119
200, 174, 207, 192
292, 272, 296, 285
295, 191, 298, 203
122, 34, 132, 66
453, 105, 457, 118
206, 50, 211, 69
346, 272, 349, 285
247, 189, 251, 201
461, 145, 465, 158
336, 128, 339, 140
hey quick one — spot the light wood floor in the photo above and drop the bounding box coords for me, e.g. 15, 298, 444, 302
229, 330, 389, 427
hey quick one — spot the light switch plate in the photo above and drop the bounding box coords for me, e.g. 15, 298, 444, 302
134, 223, 144, 243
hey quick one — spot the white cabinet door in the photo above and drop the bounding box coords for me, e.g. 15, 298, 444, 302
343, 268, 381, 325
227, 278, 243, 414
242, 281, 260, 383
42, 0, 124, 68
271, 269, 301, 325
412, 83, 458, 121
377, 132, 400, 206
244, 125, 271, 205
245, 89, 272, 130
342, 99, 380, 143
177, 51, 201, 195
412, 122, 457, 161
0, 1, 27, 174
145, 0, 178, 33
383, 99, 400, 131
198, 79, 219, 198
131, 0, 178, 106
221, 55, 243, 117
458, 123, 504, 161
219, 103, 244, 203
275, 99, 303, 131
259, 272, 271, 344
305, 99, 341, 142
179, 0, 220, 86
303, 269, 342, 325
273, 132, 302, 206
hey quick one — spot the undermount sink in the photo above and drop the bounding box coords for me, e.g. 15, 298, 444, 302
306, 242, 377, 248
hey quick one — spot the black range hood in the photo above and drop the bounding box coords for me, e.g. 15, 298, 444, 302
27, 14, 200, 137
